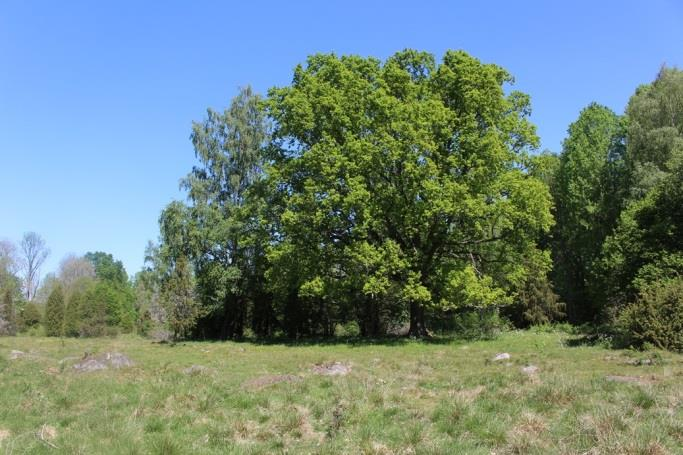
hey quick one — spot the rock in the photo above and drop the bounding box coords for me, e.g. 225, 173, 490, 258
183, 365, 212, 375
386, 323, 410, 336
150, 329, 173, 343
73, 358, 108, 373
103, 352, 134, 368
312, 361, 352, 376
521, 365, 539, 375
493, 352, 511, 361
72, 352, 134, 373
9, 350, 25, 360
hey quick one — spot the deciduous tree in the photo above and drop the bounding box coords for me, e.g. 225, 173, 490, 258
267, 50, 553, 337
20, 232, 50, 301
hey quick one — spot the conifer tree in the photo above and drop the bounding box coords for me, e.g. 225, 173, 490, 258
44, 284, 65, 337
0, 287, 16, 335
162, 256, 202, 340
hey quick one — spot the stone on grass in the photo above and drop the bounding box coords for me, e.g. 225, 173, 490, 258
521, 365, 539, 375
104, 352, 134, 368
9, 350, 25, 360
493, 352, 511, 361
150, 329, 173, 343
73, 352, 134, 373
312, 361, 352, 376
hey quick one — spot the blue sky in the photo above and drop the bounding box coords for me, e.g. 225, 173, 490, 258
1, 1, 682, 280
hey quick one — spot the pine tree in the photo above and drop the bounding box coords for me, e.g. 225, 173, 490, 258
44, 284, 65, 337
162, 256, 202, 340
63, 288, 84, 337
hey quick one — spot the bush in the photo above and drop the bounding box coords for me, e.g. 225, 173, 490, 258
18, 302, 42, 331
503, 274, 565, 328
616, 278, 683, 351
135, 308, 153, 336
335, 321, 361, 337
431, 308, 510, 340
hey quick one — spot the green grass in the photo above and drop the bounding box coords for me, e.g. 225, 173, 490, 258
1, 330, 682, 454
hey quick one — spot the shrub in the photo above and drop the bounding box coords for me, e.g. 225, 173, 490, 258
135, 308, 153, 336
503, 273, 565, 328
335, 321, 361, 337
431, 308, 510, 340
616, 278, 683, 351
19, 302, 42, 330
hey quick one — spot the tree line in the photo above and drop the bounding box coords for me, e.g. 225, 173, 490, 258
147, 50, 682, 346
0, 241, 140, 337
1, 50, 680, 349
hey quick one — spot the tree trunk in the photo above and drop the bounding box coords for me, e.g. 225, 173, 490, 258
220, 294, 245, 340
408, 301, 428, 338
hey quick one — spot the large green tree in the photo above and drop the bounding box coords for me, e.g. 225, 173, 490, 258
85, 251, 128, 284
625, 66, 683, 198
598, 140, 683, 307
267, 50, 553, 337
552, 103, 625, 322
84, 251, 136, 332
596, 67, 683, 312
159, 86, 272, 339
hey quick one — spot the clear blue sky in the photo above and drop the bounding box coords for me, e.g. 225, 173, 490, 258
1, 1, 682, 280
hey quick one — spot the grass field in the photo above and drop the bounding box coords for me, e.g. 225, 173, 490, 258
1, 330, 682, 454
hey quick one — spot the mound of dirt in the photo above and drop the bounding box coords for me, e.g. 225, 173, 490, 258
312, 361, 351, 376
73, 352, 134, 373
244, 374, 302, 389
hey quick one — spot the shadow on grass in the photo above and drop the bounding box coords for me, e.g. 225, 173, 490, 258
163, 333, 477, 348
562, 324, 616, 348
229, 334, 460, 348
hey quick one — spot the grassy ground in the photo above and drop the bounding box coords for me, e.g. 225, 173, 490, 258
1, 330, 682, 454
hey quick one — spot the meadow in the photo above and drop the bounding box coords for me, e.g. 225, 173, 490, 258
1, 330, 682, 454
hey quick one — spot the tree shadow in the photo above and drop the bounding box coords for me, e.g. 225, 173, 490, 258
562, 324, 615, 348
238, 334, 459, 348
185, 334, 464, 348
